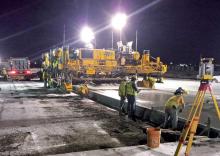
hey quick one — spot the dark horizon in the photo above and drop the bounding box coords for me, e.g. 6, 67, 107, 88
0, 0, 220, 64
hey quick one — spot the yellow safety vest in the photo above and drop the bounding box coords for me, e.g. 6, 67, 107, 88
119, 81, 126, 97
126, 82, 137, 96
43, 71, 46, 80
53, 60, 58, 68
149, 77, 156, 83
165, 95, 184, 109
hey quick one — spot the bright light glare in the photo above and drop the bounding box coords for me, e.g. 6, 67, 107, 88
80, 26, 95, 43
9, 70, 16, 74
25, 70, 31, 74
111, 13, 127, 30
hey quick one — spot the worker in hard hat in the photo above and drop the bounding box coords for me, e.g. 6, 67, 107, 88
118, 76, 128, 115
148, 76, 156, 89
141, 75, 155, 89
163, 87, 187, 130
126, 76, 140, 121
78, 82, 89, 97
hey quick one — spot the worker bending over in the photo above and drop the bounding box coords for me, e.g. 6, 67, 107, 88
126, 76, 140, 121
163, 87, 187, 130
78, 83, 89, 97
118, 77, 128, 115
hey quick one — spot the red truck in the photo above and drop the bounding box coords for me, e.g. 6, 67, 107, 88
7, 57, 32, 80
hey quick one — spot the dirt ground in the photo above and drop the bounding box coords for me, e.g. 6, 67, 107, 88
0, 81, 147, 156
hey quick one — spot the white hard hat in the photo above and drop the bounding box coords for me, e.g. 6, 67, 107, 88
125, 76, 129, 81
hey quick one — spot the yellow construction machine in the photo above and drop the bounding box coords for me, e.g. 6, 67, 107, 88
41, 42, 167, 86
67, 48, 117, 79
115, 41, 167, 77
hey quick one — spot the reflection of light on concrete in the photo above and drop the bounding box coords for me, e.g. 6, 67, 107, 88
49, 143, 67, 148
101, 90, 119, 99
31, 132, 41, 151
106, 107, 117, 112
111, 137, 120, 144
80, 99, 94, 103
136, 99, 152, 104
93, 122, 108, 135
47, 93, 78, 97
155, 79, 200, 93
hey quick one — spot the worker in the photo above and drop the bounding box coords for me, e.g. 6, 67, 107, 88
2, 68, 8, 80
118, 76, 128, 115
163, 87, 187, 130
78, 83, 89, 97
43, 69, 48, 88
141, 75, 155, 89
148, 76, 156, 89
56, 74, 62, 87
48, 75, 53, 88
126, 76, 140, 121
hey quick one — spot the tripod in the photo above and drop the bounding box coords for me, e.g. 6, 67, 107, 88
174, 79, 220, 156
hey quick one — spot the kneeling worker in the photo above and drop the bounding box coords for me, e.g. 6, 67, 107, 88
163, 87, 187, 130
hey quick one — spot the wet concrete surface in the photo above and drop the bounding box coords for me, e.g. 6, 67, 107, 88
90, 79, 220, 129
0, 81, 147, 155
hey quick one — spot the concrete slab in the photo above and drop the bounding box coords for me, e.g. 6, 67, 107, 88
88, 79, 220, 130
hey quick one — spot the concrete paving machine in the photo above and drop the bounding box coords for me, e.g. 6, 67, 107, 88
41, 43, 167, 89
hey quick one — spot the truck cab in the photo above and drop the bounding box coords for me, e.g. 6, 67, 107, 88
7, 57, 32, 80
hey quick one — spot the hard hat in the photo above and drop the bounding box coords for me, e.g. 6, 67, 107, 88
131, 76, 137, 81
174, 87, 186, 95
124, 76, 129, 81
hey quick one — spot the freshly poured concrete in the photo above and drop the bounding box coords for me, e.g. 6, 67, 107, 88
89, 79, 220, 129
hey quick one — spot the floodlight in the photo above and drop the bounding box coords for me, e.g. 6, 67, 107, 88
111, 13, 127, 30
80, 26, 95, 43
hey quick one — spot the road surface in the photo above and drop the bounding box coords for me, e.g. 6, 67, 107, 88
0, 81, 146, 155
0, 79, 219, 155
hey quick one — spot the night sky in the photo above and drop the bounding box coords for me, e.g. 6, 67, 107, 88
0, 0, 220, 64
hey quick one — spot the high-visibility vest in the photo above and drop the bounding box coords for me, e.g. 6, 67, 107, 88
119, 81, 126, 97
126, 82, 137, 96
53, 60, 58, 68
149, 77, 156, 83
165, 95, 184, 109
43, 71, 48, 80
